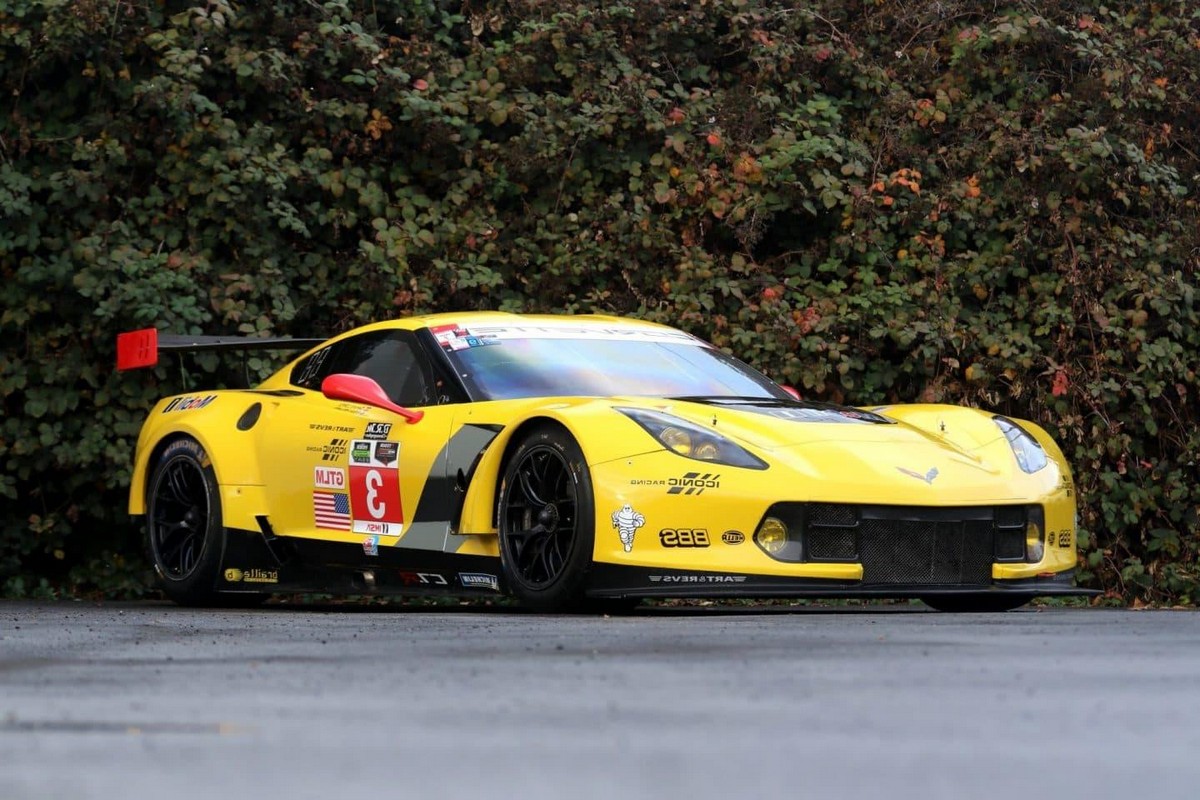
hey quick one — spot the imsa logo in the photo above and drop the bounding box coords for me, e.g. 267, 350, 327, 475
659, 528, 710, 548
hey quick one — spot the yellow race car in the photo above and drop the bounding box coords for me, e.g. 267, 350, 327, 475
119, 312, 1093, 612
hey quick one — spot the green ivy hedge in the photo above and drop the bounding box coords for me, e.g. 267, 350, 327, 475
1, 1, 1196, 602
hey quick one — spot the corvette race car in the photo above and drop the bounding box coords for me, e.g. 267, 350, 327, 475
119, 312, 1093, 612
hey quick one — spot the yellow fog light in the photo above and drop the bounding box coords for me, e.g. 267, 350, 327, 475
1025, 521, 1044, 563
755, 517, 789, 555
660, 426, 693, 455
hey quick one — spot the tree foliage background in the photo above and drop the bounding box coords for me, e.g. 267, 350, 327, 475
1, 0, 1197, 602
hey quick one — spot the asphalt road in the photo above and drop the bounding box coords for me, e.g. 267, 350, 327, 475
1, 601, 1197, 799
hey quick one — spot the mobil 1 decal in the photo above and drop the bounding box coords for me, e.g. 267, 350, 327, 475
347, 439, 404, 537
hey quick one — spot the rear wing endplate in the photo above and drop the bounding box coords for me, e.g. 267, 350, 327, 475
117, 328, 326, 371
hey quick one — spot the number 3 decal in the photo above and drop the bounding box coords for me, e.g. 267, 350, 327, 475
348, 440, 404, 536
365, 469, 385, 518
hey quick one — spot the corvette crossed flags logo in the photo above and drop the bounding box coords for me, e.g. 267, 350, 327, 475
896, 466, 939, 484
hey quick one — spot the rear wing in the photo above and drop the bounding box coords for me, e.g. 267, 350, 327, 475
117, 328, 326, 371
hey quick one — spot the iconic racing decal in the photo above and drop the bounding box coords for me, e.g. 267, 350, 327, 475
648, 574, 747, 584
721, 530, 746, 545
668, 472, 720, 496
399, 572, 447, 586
306, 438, 349, 462
224, 568, 279, 584
309, 422, 356, 434
629, 473, 721, 495
364, 422, 392, 440
348, 439, 404, 537
313, 467, 345, 490
162, 395, 217, 413
458, 572, 500, 591
896, 466, 939, 484
659, 528, 710, 548
313, 491, 352, 531
611, 504, 646, 553
362, 535, 379, 557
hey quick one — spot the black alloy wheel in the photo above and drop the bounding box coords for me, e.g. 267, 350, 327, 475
146, 438, 227, 605
498, 425, 596, 611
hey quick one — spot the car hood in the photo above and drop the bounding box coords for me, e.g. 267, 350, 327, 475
613, 397, 1032, 496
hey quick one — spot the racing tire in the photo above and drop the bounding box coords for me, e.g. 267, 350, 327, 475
497, 425, 595, 612
145, 438, 235, 606
921, 594, 1031, 613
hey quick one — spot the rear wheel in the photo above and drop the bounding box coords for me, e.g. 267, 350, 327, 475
497, 425, 595, 612
146, 439, 228, 606
922, 595, 1031, 613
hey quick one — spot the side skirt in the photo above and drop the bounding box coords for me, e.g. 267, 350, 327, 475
216, 526, 505, 598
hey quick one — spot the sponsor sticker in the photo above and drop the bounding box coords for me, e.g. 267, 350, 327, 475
458, 573, 500, 591
314, 467, 345, 489
306, 438, 349, 462
309, 423, 356, 434
350, 441, 372, 464
362, 535, 379, 557
722, 530, 746, 545
399, 572, 447, 586
659, 528, 710, 548
611, 504, 646, 553
667, 472, 720, 496
224, 568, 279, 584
348, 439, 404, 537
162, 395, 217, 413
648, 574, 747, 584
364, 422, 392, 440
373, 441, 399, 465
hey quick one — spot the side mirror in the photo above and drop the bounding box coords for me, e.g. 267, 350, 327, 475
321, 373, 424, 424
780, 385, 802, 401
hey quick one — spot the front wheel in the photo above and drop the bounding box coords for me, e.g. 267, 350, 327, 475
146, 438, 227, 606
497, 425, 595, 612
922, 594, 1031, 613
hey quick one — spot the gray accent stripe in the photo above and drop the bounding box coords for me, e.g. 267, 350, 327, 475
397, 520, 450, 553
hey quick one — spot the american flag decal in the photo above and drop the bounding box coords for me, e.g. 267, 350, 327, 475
313, 491, 352, 530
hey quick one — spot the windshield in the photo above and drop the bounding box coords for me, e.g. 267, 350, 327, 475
431, 323, 790, 401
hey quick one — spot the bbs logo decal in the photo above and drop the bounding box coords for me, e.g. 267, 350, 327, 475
659, 528, 710, 548
668, 472, 720, 495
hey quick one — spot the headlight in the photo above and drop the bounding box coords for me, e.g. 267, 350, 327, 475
617, 408, 768, 470
993, 416, 1048, 473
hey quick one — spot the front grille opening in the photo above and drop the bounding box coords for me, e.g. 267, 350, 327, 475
759, 503, 1040, 585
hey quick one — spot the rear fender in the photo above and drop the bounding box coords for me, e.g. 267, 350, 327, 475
128, 392, 269, 517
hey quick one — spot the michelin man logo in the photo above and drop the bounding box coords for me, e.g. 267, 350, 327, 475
611, 504, 646, 553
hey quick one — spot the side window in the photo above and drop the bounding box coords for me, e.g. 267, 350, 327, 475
291, 344, 341, 390
334, 331, 432, 408
290, 332, 431, 407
